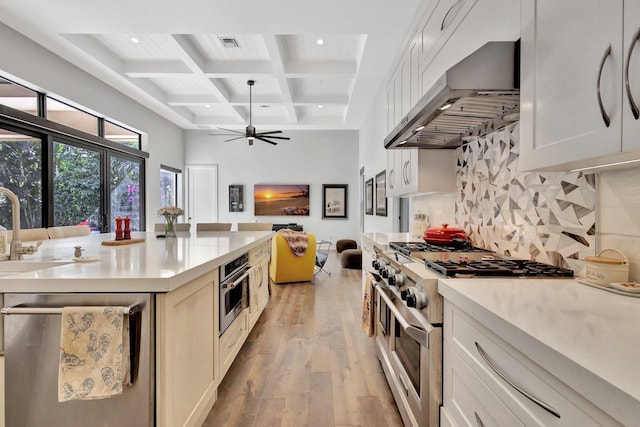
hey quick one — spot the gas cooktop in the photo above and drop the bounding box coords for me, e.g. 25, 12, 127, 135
389, 241, 492, 255
424, 258, 574, 278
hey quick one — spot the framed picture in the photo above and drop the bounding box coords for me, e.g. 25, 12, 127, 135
322, 184, 348, 219
365, 178, 374, 215
229, 184, 244, 212
375, 170, 387, 216
254, 184, 310, 216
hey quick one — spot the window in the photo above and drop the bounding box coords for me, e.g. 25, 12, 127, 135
0, 127, 43, 230
46, 97, 99, 136
160, 165, 180, 208
0, 77, 38, 115
104, 120, 140, 149
0, 73, 148, 232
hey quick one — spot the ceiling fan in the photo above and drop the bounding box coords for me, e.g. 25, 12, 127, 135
209, 80, 290, 145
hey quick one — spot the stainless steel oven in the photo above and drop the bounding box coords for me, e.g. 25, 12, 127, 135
219, 252, 250, 336
375, 283, 442, 427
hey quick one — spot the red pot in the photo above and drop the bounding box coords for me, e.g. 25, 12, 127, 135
424, 223, 468, 244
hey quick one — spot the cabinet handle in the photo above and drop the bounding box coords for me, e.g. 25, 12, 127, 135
475, 341, 561, 419
597, 44, 612, 127
441, 0, 463, 31
474, 412, 485, 427
625, 27, 640, 120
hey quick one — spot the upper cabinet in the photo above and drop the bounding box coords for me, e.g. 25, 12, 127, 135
387, 149, 457, 197
520, 0, 640, 171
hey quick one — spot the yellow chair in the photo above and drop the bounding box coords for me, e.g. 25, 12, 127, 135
269, 232, 317, 284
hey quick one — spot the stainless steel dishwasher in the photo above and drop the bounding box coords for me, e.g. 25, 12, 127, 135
3, 293, 154, 427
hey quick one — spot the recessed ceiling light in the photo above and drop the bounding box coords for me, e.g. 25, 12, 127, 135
130, 37, 140, 44
205, 105, 210, 108
316, 38, 325, 46
317, 104, 324, 109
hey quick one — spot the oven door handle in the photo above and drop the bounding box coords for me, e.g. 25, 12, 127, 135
222, 266, 251, 289
374, 283, 430, 348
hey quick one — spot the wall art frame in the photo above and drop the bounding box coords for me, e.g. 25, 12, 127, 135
365, 178, 374, 215
322, 184, 348, 219
229, 184, 244, 212
375, 170, 387, 216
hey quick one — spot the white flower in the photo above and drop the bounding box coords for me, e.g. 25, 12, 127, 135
157, 206, 184, 216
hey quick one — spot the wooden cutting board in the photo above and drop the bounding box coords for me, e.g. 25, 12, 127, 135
101, 238, 145, 246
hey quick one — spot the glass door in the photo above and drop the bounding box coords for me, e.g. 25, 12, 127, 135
52, 140, 103, 232
110, 154, 143, 232
0, 126, 43, 230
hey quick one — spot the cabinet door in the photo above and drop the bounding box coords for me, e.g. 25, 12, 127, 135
623, 0, 640, 152
401, 149, 418, 194
400, 53, 411, 120
387, 150, 398, 196
520, 0, 624, 171
387, 81, 395, 135
409, 37, 421, 110
393, 70, 402, 126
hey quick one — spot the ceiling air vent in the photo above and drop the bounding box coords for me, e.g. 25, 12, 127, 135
218, 37, 239, 48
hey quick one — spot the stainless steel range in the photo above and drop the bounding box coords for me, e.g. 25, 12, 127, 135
367, 241, 573, 427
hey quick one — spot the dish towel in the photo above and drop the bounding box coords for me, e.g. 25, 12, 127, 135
361, 272, 376, 337
277, 228, 308, 256
58, 306, 130, 402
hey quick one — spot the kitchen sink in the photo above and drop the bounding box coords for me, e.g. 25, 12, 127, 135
0, 260, 72, 277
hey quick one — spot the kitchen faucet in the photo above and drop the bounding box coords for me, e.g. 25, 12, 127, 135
0, 187, 41, 260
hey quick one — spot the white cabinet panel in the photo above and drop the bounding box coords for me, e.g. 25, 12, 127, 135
388, 149, 456, 197
443, 301, 623, 427
623, 0, 640, 152
519, 0, 640, 171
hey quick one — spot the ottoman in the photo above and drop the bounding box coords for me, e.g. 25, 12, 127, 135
336, 239, 357, 253
340, 249, 362, 269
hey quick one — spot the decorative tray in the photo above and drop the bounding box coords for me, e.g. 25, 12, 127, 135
101, 238, 145, 246
576, 277, 640, 298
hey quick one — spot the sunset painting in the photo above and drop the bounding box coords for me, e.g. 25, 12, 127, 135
254, 184, 310, 216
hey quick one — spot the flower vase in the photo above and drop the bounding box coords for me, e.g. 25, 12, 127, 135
165, 216, 176, 237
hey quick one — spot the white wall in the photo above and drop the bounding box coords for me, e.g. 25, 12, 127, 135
359, 84, 394, 233
0, 22, 185, 231
184, 129, 360, 244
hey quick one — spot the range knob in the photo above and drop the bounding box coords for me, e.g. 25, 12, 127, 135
389, 273, 405, 287
406, 290, 429, 310
376, 259, 388, 273
372, 259, 379, 269
382, 265, 398, 279
400, 288, 411, 300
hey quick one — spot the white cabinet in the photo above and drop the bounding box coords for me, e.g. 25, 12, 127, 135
248, 241, 270, 328
418, 0, 476, 70
442, 301, 622, 427
156, 271, 218, 427
387, 149, 457, 197
520, 0, 640, 171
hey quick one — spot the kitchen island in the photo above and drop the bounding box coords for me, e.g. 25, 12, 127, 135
0, 230, 273, 427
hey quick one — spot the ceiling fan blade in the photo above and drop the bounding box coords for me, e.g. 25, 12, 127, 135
255, 130, 283, 136
255, 136, 278, 145
224, 136, 246, 142
255, 135, 290, 140
217, 127, 245, 135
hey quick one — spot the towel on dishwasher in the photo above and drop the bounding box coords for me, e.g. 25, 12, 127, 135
361, 272, 375, 337
58, 306, 131, 401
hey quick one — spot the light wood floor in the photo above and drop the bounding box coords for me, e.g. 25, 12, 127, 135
203, 251, 404, 427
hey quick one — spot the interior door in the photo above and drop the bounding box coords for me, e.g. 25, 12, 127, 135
186, 165, 218, 228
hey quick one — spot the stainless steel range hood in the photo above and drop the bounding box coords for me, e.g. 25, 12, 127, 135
384, 41, 520, 150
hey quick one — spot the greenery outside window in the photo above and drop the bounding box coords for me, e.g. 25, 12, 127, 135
160, 165, 180, 208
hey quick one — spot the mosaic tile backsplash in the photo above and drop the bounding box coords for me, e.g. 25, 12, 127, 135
454, 122, 596, 273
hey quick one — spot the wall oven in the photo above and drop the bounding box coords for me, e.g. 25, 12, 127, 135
219, 252, 251, 336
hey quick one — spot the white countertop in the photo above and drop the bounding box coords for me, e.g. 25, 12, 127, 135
438, 277, 640, 425
362, 232, 417, 247
0, 231, 273, 293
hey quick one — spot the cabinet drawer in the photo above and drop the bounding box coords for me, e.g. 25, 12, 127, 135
445, 303, 621, 427
219, 310, 248, 380
444, 342, 523, 427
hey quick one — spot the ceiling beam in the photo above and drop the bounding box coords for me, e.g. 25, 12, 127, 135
284, 60, 357, 78
123, 60, 192, 77
263, 35, 298, 123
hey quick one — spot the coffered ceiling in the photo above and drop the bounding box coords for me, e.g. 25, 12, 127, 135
0, 0, 426, 133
